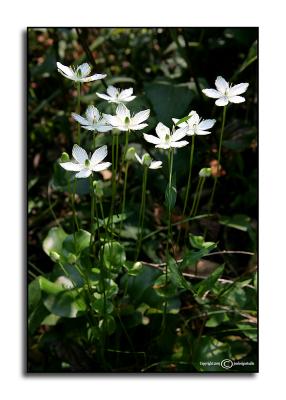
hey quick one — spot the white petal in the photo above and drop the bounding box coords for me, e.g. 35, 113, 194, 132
91, 145, 108, 165
131, 109, 150, 125
75, 169, 92, 178
93, 123, 113, 132
198, 119, 216, 130
80, 73, 106, 82
202, 89, 221, 98
86, 105, 100, 123
228, 83, 249, 96
102, 114, 122, 127
155, 143, 171, 149
172, 126, 188, 141
116, 103, 130, 120
59, 162, 83, 171
149, 161, 162, 169
229, 95, 245, 104
92, 162, 112, 172
143, 133, 161, 145
77, 63, 91, 77
119, 88, 133, 99
215, 97, 229, 106
188, 113, 200, 126
215, 76, 229, 94
196, 130, 211, 135
172, 118, 179, 125
171, 140, 189, 148
156, 122, 170, 140
134, 153, 143, 165
130, 123, 148, 131
72, 113, 89, 125
72, 144, 88, 164
107, 86, 118, 98
56, 62, 74, 78
122, 96, 136, 102
96, 93, 112, 101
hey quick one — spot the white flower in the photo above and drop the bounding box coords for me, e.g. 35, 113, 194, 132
143, 122, 188, 149
96, 86, 136, 104
173, 110, 216, 135
72, 105, 112, 132
202, 76, 249, 106
60, 144, 111, 178
135, 152, 162, 169
56, 62, 106, 83
103, 104, 150, 131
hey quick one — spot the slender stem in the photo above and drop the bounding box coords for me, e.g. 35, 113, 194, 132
108, 134, 118, 232
207, 106, 227, 214
76, 82, 81, 145
122, 130, 129, 165
120, 161, 129, 234
182, 135, 195, 216
69, 177, 80, 231
89, 174, 95, 255
135, 167, 148, 260
193, 177, 205, 217
189, 177, 203, 217
166, 148, 174, 258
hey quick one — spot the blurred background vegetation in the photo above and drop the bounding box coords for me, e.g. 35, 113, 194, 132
28, 27, 257, 372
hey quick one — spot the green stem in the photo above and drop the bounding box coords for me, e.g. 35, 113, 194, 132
207, 106, 227, 214
108, 134, 118, 234
120, 161, 129, 234
193, 177, 205, 217
167, 148, 174, 259
77, 82, 81, 145
69, 177, 79, 232
182, 135, 195, 216
189, 177, 203, 217
135, 167, 148, 260
89, 174, 95, 256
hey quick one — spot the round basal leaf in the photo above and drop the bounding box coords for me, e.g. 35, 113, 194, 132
153, 274, 178, 298
39, 276, 86, 318
102, 241, 126, 271
92, 293, 114, 314
43, 227, 67, 258
99, 315, 116, 335
63, 229, 91, 255
98, 279, 119, 299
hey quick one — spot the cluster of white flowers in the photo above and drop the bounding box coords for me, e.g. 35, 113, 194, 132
57, 61, 249, 179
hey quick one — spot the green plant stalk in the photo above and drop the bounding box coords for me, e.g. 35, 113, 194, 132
93, 131, 96, 151
189, 177, 203, 217
182, 135, 195, 216
89, 175, 95, 255
68, 177, 80, 234
207, 106, 227, 214
135, 166, 148, 260
120, 161, 129, 234
76, 82, 81, 145
108, 133, 119, 236
193, 176, 206, 217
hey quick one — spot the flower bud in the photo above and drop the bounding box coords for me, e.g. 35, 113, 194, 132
50, 251, 60, 262
60, 152, 70, 162
67, 253, 77, 264
142, 153, 152, 167
125, 147, 136, 161
199, 167, 212, 178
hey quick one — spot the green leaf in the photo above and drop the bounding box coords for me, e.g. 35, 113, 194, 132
175, 114, 192, 126
189, 234, 216, 250
153, 274, 178, 298
195, 265, 224, 296
237, 40, 257, 75
99, 315, 116, 335
165, 183, 177, 210
236, 323, 257, 342
39, 276, 86, 318
63, 229, 91, 255
144, 81, 194, 125
193, 336, 231, 372
219, 214, 251, 232
102, 241, 126, 271
167, 257, 193, 292
43, 227, 67, 257
28, 278, 50, 334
